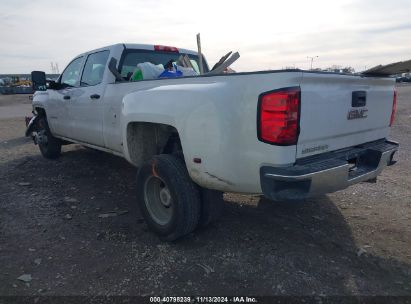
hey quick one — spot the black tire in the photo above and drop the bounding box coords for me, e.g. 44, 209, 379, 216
37, 116, 61, 159
136, 154, 201, 241
199, 189, 224, 227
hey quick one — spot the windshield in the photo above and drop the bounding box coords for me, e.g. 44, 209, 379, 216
119, 49, 208, 78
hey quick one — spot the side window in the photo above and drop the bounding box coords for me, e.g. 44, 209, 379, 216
60, 57, 83, 87
80, 50, 109, 86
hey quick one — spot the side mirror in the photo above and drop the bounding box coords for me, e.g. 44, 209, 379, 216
31, 71, 47, 91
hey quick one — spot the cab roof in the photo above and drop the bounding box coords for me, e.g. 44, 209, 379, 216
80, 43, 199, 57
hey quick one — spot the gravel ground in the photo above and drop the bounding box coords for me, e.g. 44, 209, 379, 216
0, 87, 410, 296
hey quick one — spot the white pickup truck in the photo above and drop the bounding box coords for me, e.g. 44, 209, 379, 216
28, 43, 401, 240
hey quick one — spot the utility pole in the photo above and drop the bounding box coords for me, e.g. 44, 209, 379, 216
307, 56, 319, 70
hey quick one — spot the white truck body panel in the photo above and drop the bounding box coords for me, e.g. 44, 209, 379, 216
120, 72, 302, 192
297, 73, 395, 158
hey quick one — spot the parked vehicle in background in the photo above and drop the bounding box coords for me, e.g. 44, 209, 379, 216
396, 76, 411, 83
27, 43, 402, 240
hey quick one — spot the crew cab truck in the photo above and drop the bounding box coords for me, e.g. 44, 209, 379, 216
28, 43, 400, 241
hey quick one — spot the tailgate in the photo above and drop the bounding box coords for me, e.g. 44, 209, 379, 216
297, 72, 395, 158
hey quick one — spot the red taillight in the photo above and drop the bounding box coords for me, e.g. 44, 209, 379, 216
154, 45, 179, 53
258, 87, 300, 145
390, 89, 397, 126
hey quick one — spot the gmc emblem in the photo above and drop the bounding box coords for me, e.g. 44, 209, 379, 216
347, 108, 368, 120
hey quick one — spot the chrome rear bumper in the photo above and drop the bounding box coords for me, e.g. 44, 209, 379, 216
260, 140, 399, 201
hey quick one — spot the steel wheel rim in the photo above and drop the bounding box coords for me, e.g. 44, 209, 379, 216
143, 175, 173, 225
37, 119, 49, 147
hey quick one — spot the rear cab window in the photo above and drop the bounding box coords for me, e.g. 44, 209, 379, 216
119, 49, 208, 79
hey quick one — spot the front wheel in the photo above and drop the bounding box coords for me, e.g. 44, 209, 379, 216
136, 154, 201, 241
37, 116, 61, 159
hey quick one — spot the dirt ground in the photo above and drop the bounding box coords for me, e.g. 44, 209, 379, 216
0, 87, 410, 297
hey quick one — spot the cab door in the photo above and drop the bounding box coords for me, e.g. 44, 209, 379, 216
46, 56, 84, 137
68, 50, 110, 147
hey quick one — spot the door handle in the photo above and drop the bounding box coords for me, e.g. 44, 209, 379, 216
63, 95, 71, 100
90, 94, 100, 100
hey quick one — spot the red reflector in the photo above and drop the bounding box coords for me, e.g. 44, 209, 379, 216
258, 87, 300, 145
390, 89, 397, 126
154, 45, 179, 53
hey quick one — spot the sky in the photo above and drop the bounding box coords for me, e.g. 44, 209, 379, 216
1, 0, 411, 74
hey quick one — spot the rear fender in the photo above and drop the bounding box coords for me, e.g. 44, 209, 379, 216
120, 73, 302, 193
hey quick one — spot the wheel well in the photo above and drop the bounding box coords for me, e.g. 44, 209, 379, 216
126, 122, 182, 166
35, 107, 46, 117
